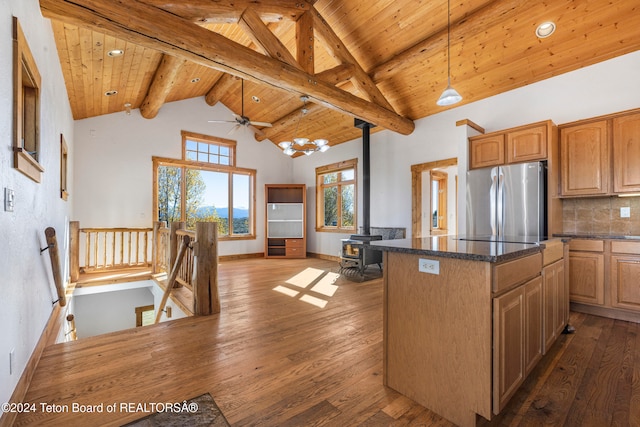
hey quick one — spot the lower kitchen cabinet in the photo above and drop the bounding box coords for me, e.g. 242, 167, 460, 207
568, 239, 605, 305
543, 259, 567, 353
610, 241, 640, 312
493, 276, 543, 414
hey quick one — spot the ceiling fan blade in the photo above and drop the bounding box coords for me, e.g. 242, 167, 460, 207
208, 119, 235, 123
248, 121, 273, 128
227, 124, 241, 135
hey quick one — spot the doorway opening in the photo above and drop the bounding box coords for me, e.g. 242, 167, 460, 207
411, 158, 458, 238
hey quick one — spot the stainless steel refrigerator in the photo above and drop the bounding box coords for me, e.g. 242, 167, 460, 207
466, 161, 547, 241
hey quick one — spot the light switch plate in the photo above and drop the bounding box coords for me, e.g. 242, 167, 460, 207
419, 258, 440, 275
621, 207, 631, 218
4, 188, 15, 212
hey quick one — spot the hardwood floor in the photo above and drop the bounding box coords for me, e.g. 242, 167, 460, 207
12, 258, 640, 426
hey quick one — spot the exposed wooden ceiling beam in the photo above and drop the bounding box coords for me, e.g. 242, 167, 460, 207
137, 0, 314, 23
256, 102, 324, 143
40, 0, 415, 135
238, 8, 302, 70
296, 10, 315, 75
205, 74, 240, 106
139, 54, 187, 119
310, 7, 395, 112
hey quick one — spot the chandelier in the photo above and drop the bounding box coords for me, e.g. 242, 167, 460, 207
278, 96, 330, 156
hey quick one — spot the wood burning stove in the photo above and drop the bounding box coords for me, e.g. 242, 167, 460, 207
340, 234, 383, 276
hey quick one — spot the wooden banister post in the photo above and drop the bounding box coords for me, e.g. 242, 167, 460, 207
69, 221, 80, 282
152, 221, 161, 274
45, 227, 66, 307
155, 234, 191, 324
169, 221, 185, 273
193, 222, 219, 316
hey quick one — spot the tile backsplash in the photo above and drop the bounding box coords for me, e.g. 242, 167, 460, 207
562, 196, 640, 235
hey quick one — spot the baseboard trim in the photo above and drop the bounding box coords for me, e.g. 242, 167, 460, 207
570, 302, 640, 323
219, 252, 264, 262
308, 252, 341, 262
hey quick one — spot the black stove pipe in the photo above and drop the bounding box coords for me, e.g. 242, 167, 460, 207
355, 119, 375, 236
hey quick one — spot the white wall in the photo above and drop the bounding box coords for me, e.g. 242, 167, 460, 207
73, 97, 293, 256
293, 50, 640, 257
0, 0, 74, 406
74, 286, 155, 338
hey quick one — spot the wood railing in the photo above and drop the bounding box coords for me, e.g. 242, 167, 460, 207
72, 225, 153, 273
69, 220, 220, 316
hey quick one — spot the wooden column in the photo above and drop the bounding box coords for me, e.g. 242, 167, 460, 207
45, 227, 66, 307
69, 221, 79, 282
194, 222, 220, 316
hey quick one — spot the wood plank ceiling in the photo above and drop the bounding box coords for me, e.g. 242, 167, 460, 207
43, 0, 640, 151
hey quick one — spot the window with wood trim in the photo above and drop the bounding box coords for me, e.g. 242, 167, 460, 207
430, 170, 448, 232
60, 134, 69, 200
135, 305, 156, 327
316, 159, 357, 232
182, 130, 235, 166
13, 17, 44, 183
153, 156, 256, 239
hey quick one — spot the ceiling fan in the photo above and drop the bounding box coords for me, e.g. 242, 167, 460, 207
208, 79, 272, 136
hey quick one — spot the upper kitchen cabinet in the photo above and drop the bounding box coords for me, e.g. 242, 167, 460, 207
559, 120, 610, 196
469, 121, 556, 170
560, 108, 640, 197
613, 112, 640, 193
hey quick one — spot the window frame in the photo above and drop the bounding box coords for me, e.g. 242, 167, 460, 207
315, 158, 358, 233
181, 130, 236, 167
152, 156, 256, 240
13, 17, 44, 183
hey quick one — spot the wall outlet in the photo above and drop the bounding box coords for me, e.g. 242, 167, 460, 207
9, 348, 15, 375
419, 258, 440, 275
621, 207, 631, 218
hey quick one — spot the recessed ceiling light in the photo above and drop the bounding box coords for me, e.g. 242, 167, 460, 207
107, 49, 124, 57
105, 90, 118, 96
191, 77, 200, 83
252, 96, 260, 103
536, 21, 556, 38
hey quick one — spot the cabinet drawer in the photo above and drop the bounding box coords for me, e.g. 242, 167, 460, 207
541, 240, 564, 266
611, 240, 640, 254
285, 247, 305, 257
569, 239, 604, 252
285, 239, 304, 248
493, 253, 542, 294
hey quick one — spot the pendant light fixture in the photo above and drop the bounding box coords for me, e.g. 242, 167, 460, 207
278, 96, 330, 156
437, 0, 462, 106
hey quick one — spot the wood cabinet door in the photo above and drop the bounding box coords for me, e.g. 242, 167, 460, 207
610, 255, 640, 311
568, 252, 605, 305
560, 120, 609, 196
493, 285, 525, 414
542, 260, 567, 354
469, 134, 505, 169
613, 113, 640, 193
524, 276, 543, 376
506, 124, 548, 164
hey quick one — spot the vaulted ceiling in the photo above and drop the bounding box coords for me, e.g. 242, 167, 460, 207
42, 0, 640, 151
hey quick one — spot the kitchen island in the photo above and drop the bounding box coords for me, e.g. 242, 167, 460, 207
369, 236, 568, 427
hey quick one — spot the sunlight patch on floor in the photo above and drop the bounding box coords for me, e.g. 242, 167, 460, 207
285, 267, 325, 288
300, 294, 328, 308
274, 268, 341, 308
273, 285, 300, 297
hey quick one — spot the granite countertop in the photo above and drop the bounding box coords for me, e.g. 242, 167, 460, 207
368, 236, 541, 263
553, 233, 640, 240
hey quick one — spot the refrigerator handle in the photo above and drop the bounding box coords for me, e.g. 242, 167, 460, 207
490, 168, 498, 236
497, 168, 504, 237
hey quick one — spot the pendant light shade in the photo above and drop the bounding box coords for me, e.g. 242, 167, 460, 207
437, 0, 462, 106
